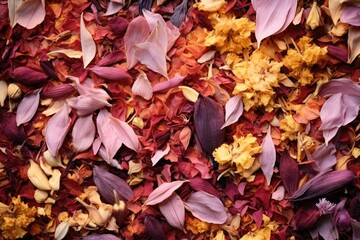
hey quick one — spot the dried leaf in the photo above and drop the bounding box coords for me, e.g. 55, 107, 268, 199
252, 0, 297, 47
72, 115, 96, 152
184, 191, 227, 224
145, 180, 188, 205
80, 12, 96, 68
348, 26, 360, 63
45, 103, 71, 156
221, 94, 243, 129
159, 193, 185, 231
151, 144, 170, 166
259, 127, 276, 185
132, 71, 153, 100
16, 89, 41, 126
15, 0, 45, 29
178, 86, 199, 103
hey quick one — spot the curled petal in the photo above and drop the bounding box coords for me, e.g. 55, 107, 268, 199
90, 66, 131, 82
132, 71, 153, 100
80, 13, 96, 68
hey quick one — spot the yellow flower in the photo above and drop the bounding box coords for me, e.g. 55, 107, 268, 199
280, 115, 301, 141
283, 36, 327, 86
195, 0, 227, 12
186, 215, 210, 234
213, 134, 262, 178
0, 196, 37, 239
240, 214, 278, 240
205, 13, 255, 54
229, 50, 284, 112
212, 230, 226, 240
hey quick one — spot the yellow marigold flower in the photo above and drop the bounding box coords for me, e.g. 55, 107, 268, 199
213, 134, 262, 178
205, 13, 255, 54
230, 50, 284, 112
0, 196, 37, 239
186, 215, 210, 234
280, 115, 301, 141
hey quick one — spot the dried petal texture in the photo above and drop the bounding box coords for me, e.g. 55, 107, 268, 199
178, 86, 199, 103
340, 5, 360, 26
47, 49, 83, 59
348, 26, 360, 63
105, 1, 124, 16
8, 0, 22, 27
144, 216, 166, 240
159, 193, 185, 231
280, 151, 300, 195
72, 115, 96, 152
45, 103, 71, 156
319, 93, 360, 144
194, 96, 225, 156
42, 84, 76, 98
54, 221, 70, 240
67, 95, 111, 116
13, 66, 48, 86
73, 77, 111, 101
312, 215, 339, 240
16, 89, 41, 126
319, 78, 360, 97
151, 144, 170, 166
15, 0, 45, 29
291, 169, 355, 201
0, 81, 7, 106
145, 180, 188, 205
93, 166, 134, 204
310, 143, 337, 172
221, 94, 243, 129
132, 71, 153, 100
252, 0, 297, 47
80, 13, 96, 68
352, 219, 360, 240
89, 66, 131, 82
152, 75, 185, 93
259, 127, 276, 185
170, 0, 188, 27
184, 191, 227, 224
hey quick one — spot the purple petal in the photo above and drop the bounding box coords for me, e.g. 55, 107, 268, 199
72, 115, 96, 152
316, 215, 339, 240
184, 191, 227, 224
16, 88, 41, 126
259, 127, 276, 185
319, 78, 360, 98
279, 151, 300, 195
67, 95, 111, 116
340, 5, 360, 26
221, 94, 243, 129
310, 143, 336, 172
144, 216, 166, 240
159, 193, 185, 231
79, 234, 121, 240
145, 180, 188, 205
45, 103, 71, 156
352, 219, 360, 240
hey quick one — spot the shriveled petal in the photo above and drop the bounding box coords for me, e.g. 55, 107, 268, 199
132, 71, 153, 100
221, 94, 243, 129
329, 0, 343, 24
340, 5, 360, 26
45, 103, 71, 156
145, 180, 188, 205
184, 191, 227, 224
72, 115, 96, 152
80, 13, 96, 68
15, 0, 45, 29
67, 95, 111, 116
16, 89, 41, 126
159, 193, 185, 231
259, 127, 276, 185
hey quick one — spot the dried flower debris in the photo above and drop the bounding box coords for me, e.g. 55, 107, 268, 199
1, 0, 360, 239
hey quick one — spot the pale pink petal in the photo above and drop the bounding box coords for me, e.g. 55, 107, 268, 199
342, 94, 360, 125
151, 144, 171, 166
104, 1, 124, 16
340, 5, 360, 26
311, 143, 336, 172
320, 78, 360, 97
8, 0, 21, 27
258, 127, 276, 185
80, 13, 96, 68
67, 95, 111, 116
112, 118, 140, 152
73, 77, 110, 101
146, 21, 168, 53
132, 71, 153, 100
15, 0, 45, 29
72, 115, 96, 152
221, 94, 243, 129
142, 9, 166, 31
352, 219, 360, 240
45, 103, 71, 156
89, 66, 131, 82
152, 75, 185, 92
348, 26, 360, 63
16, 89, 41, 126
319, 93, 345, 131
271, 186, 285, 201
184, 191, 227, 224
165, 22, 181, 51
134, 42, 168, 78
124, 16, 151, 69
252, 0, 297, 47
158, 193, 185, 231
92, 137, 102, 155
145, 180, 188, 205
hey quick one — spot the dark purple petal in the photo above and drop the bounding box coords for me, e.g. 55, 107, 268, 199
279, 151, 300, 196
144, 215, 166, 240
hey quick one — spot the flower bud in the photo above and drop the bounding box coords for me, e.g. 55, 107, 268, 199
112, 191, 128, 226
34, 189, 49, 203
334, 200, 351, 232
7, 83, 22, 99
27, 160, 51, 191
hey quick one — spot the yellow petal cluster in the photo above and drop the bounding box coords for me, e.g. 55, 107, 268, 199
185, 215, 210, 234
279, 115, 301, 141
240, 214, 278, 240
283, 36, 327, 86
213, 134, 262, 178
205, 13, 255, 54
195, 0, 227, 12
0, 196, 37, 239
229, 50, 284, 112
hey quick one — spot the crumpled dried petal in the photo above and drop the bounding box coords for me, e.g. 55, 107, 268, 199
89, 66, 131, 82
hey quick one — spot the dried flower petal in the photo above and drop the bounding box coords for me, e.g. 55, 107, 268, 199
145, 180, 188, 205
159, 193, 185, 231
27, 160, 51, 191
279, 151, 300, 196
16, 89, 41, 126
72, 115, 96, 152
144, 215, 166, 240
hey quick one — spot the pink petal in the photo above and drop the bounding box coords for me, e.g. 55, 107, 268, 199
124, 16, 151, 69
259, 127, 276, 185
89, 66, 131, 82
151, 144, 170, 166
113, 117, 140, 152
132, 71, 153, 100
348, 26, 360, 63
15, 0, 45, 29
221, 94, 243, 129
320, 78, 360, 98
73, 77, 111, 101
144, 180, 188, 205
311, 143, 336, 172
152, 75, 185, 93
340, 5, 360, 26
72, 115, 96, 152
45, 103, 71, 156
158, 193, 185, 231
16, 89, 41, 126
252, 0, 297, 47
315, 215, 339, 240
80, 13, 96, 68
184, 191, 227, 224
67, 95, 111, 116
104, 1, 124, 16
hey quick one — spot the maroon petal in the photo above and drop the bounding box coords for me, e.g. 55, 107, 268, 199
13, 66, 48, 86
279, 151, 300, 196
